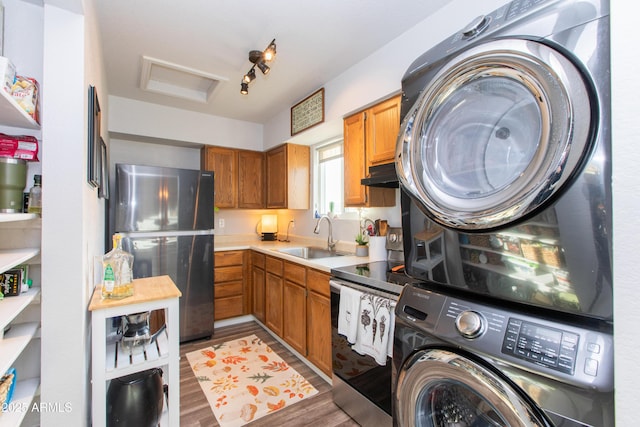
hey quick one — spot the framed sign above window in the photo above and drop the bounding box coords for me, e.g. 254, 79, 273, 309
291, 88, 324, 136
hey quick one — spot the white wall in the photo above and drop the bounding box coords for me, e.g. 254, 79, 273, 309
611, 2, 638, 424
108, 95, 264, 151
40, 0, 106, 423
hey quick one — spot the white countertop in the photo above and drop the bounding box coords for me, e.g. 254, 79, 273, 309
214, 235, 372, 273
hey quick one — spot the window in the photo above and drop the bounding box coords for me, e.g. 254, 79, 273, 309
315, 140, 344, 215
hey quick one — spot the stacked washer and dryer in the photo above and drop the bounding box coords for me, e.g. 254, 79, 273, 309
393, 0, 613, 426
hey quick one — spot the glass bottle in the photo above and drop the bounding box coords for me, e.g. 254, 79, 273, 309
101, 233, 134, 299
27, 174, 42, 214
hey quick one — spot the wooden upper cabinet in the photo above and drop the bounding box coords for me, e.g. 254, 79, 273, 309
344, 112, 368, 206
201, 146, 265, 209
238, 150, 265, 209
266, 143, 310, 209
343, 94, 399, 207
201, 146, 237, 208
366, 95, 401, 166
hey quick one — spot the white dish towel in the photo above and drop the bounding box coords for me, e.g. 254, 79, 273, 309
387, 301, 396, 359
338, 285, 363, 344
353, 293, 392, 365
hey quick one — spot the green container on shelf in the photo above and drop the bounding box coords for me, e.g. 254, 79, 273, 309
0, 158, 27, 213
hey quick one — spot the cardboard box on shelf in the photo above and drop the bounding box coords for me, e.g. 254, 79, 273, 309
0, 56, 16, 94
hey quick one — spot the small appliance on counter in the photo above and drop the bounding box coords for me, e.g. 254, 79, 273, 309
118, 311, 166, 354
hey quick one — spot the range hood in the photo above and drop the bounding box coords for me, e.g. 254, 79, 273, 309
360, 163, 399, 188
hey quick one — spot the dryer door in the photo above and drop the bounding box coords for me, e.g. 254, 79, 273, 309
395, 348, 553, 427
396, 39, 594, 230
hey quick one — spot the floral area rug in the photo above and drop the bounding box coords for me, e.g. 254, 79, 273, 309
186, 334, 318, 427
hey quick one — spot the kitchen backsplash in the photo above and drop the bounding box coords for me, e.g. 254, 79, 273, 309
214, 191, 402, 247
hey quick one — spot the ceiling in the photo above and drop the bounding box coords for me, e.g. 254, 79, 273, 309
94, 0, 449, 125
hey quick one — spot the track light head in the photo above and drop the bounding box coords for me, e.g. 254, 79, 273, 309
243, 67, 256, 83
240, 82, 249, 95
264, 40, 276, 62
256, 61, 270, 75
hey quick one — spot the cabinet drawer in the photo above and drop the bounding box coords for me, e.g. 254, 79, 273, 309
215, 280, 243, 298
215, 295, 244, 320
215, 250, 244, 267
307, 268, 330, 297
251, 251, 265, 269
215, 265, 243, 283
284, 261, 306, 286
266, 256, 283, 276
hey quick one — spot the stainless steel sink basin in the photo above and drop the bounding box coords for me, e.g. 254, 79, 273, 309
277, 246, 345, 259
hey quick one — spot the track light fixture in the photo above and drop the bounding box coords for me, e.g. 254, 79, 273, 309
240, 38, 276, 95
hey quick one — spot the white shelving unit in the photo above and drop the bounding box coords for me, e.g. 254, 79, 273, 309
89, 275, 181, 427
0, 214, 41, 426
0, 89, 39, 130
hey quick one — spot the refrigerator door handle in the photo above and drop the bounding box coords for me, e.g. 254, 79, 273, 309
118, 230, 215, 238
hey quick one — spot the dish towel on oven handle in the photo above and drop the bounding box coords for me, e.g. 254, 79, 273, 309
338, 285, 363, 343
353, 293, 392, 365
387, 300, 396, 359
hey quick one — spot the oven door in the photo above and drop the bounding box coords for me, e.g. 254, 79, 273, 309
330, 279, 396, 426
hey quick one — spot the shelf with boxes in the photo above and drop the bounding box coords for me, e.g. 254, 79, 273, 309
0, 213, 40, 427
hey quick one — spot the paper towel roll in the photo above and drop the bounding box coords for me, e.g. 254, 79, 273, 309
368, 236, 387, 262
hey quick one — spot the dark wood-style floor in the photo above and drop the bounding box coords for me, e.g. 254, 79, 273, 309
179, 321, 360, 426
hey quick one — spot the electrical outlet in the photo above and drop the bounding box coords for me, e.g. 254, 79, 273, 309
219, 218, 225, 228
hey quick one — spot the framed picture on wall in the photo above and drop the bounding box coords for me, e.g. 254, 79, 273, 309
88, 85, 101, 187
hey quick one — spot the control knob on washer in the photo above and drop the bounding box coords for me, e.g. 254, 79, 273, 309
462, 15, 491, 38
455, 310, 485, 338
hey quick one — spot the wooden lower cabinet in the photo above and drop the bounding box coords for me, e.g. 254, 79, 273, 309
265, 256, 284, 336
251, 252, 266, 322
214, 250, 248, 320
306, 269, 332, 376
283, 262, 307, 355
249, 251, 332, 376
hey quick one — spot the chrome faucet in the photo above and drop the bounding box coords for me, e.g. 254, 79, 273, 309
314, 215, 336, 251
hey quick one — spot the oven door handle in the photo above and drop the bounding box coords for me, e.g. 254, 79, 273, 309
330, 278, 400, 302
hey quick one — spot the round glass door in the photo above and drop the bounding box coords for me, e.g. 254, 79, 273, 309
394, 348, 552, 427
397, 39, 594, 230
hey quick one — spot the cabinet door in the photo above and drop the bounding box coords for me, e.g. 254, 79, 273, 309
286, 144, 310, 210
266, 145, 287, 208
238, 150, 265, 209
283, 280, 307, 355
366, 95, 401, 166
265, 272, 283, 337
344, 112, 368, 206
251, 265, 265, 322
307, 290, 331, 376
202, 147, 237, 208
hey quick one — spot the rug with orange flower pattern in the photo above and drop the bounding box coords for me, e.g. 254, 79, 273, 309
186, 334, 318, 427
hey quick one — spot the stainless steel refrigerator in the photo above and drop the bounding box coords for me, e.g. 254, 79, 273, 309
112, 163, 214, 342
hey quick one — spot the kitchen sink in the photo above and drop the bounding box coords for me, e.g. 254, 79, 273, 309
277, 246, 345, 259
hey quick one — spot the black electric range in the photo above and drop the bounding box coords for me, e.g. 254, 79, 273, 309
330, 260, 420, 296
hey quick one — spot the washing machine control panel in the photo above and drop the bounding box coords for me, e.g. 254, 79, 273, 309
501, 318, 579, 375
400, 288, 616, 391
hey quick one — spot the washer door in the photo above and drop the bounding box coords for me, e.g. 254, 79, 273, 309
395, 348, 553, 427
397, 39, 594, 230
